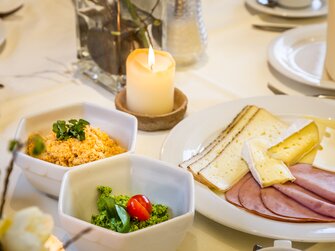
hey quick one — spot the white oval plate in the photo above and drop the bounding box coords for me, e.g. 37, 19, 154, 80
0, 0, 23, 14
268, 24, 335, 90
245, 0, 327, 18
161, 95, 335, 242
0, 19, 5, 47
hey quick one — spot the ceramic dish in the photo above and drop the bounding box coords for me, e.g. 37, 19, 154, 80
0, 0, 23, 14
14, 102, 137, 197
0, 20, 5, 47
161, 95, 335, 242
245, 0, 327, 18
58, 154, 194, 251
268, 24, 335, 90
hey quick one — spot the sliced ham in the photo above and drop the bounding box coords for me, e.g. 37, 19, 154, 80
290, 163, 335, 203
261, 187, 335, 222
225, 173, 252, 207
238, 177, 303, 222
274, 183, 335, 218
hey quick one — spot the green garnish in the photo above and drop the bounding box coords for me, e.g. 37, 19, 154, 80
115, 204, 131, 233
91, 186, 169, 233
93, 186, 131, 233
8, 140, 20, 152
30, 135, 45, 156
9, 136, 45, 156
52, 119, 89, 141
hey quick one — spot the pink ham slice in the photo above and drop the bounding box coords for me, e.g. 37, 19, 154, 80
290, 164, 335, 203
261, 187, 335, 222
238, 177, 304, 222
273, 183, 335, 218
225, 173, 252, 207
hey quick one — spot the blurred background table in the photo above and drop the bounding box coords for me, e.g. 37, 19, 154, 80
0, 0, 334, 250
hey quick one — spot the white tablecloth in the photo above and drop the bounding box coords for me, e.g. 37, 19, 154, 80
0, 0, 334, 250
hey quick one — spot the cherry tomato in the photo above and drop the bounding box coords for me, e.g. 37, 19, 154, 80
126, 194, 152, 221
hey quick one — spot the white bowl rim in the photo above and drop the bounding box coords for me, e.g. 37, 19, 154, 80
59, 206, 194, 238
14, 102, 137, 126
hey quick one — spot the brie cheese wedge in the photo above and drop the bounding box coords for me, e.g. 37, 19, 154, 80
313, 127, 335, 172
242, 137, 295, 188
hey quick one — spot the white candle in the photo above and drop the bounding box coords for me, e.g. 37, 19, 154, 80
126, 47, 175, 115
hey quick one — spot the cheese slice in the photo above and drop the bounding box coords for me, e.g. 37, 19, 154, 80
313, 127, 335, 172
189, 106, 259, 176
268, 119, 319, 166
298, 117, 335, 164
179, 106, 254, 170
198, 107, 287, 191
242, 137, 295, 188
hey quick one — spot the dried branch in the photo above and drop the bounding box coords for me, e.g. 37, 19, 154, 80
61, 227, 92, 250
123, 0, 150, 48
0, 141, 23, 218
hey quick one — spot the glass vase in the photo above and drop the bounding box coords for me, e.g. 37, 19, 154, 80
165, 0, 207, 66
75, 0, 165, 93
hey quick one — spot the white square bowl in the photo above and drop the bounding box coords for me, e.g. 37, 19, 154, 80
58, 154, 194, 251
14, 102, 137, 197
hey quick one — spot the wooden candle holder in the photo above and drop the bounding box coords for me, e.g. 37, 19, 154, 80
115, 88, 188, 131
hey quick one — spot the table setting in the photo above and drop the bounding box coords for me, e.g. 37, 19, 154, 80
246, 0, 327, 18
1, 0, 335, 250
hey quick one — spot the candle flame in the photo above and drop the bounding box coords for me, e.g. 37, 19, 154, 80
148, 45, 155, 70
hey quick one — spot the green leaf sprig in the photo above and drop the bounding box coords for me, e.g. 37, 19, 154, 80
8, 140, 21, 152
52, 119, 90, 141
93, 186, 131, 233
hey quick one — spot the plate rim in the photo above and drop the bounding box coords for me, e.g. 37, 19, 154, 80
0, 0, 23, 14
0, 19, 5, 47
161, 95, 335, 242
267, 23, 335, 91
245, 0, 327, 18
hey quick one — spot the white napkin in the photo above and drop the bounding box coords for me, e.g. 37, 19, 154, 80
322, 1, 335, 81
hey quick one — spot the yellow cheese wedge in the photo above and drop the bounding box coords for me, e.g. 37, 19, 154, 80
313, 127, 335, 172
298, 117, 335, 164
242, 137, 295, 188
299, 147, 318, 164
268, 120, 319, 166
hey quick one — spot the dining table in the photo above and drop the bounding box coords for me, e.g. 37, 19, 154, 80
1, 0, 335, 250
